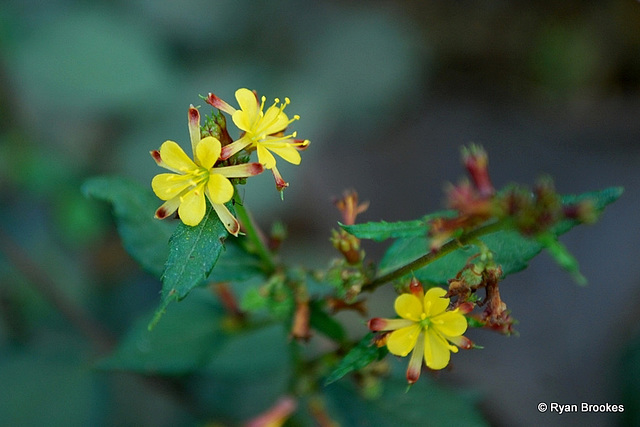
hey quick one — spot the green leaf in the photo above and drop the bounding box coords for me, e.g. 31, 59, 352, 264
206, 239, 264, 283
537, 232, 587, 285
341, 211, 455, 241
379, 187, 622, 284
309, 300, 347, 343
341, 219, 426, 241
324, 358, 488, 426
325, 332, 387, 385
554, 186, 624, 234
82, 176, 174, 277
98, 289, 227, 375
150, 204, 231, 329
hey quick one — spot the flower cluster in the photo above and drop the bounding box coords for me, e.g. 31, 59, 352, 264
368, 279, 471, 383
429, 144, 597, 250
206, 88, 310, 191
151, 89, 309, 231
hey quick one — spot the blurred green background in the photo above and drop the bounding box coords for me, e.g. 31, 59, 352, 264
1, 1, 640, 426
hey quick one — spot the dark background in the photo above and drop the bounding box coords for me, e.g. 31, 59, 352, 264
1, 1, 639, 426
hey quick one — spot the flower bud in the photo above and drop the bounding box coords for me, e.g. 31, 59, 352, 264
330, 229, 363, 265
334, 190, 369, 226
563, 200, 598, 224
462, 144, 494, 197
291, 298, 311, 341
408, 277, 425, 299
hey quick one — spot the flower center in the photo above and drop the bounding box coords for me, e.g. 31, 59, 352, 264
189, 167, 209, 187
418, 313, 431, 330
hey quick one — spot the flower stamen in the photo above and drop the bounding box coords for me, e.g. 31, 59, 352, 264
206, 88, 310, 191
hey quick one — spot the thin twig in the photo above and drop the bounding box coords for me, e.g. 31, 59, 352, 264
363, 220, 507, 291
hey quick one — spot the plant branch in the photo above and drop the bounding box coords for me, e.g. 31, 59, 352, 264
363, 220, 508, 291
233, 191, 277, 274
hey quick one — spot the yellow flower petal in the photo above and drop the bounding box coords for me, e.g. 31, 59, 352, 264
151, 173, 192, 201
233, 88, 259, 131
188, 106, 201, 159
220, 136, 252, 160
154, 196, 181, 220
235, 88, 259, 115
205, 93, 236, 115
211, 202, 240, 236
215, 162, 264, 178
431, 310, 468, 337
206, 173, 234, 204
424, 328, 451, 370
232, 110, 253, 134
262, 142, 302, 165
196, 136, 222, 169
406, 331, 425, 384
256, 144, 277, 169
423, 287, 449, 317
369, 318, 415, 331
394, 294, 423, 321
178, 184, 207, 226
159, 140, 198, 173
387, 324, 421, 357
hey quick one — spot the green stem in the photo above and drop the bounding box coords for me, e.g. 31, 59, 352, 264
363, 220, 508, 291
233, 192, 277, 274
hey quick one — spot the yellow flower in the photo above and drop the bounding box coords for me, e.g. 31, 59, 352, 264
151, 106, 263, 233
206, 88, 309, 190
369, 282, 471, 383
